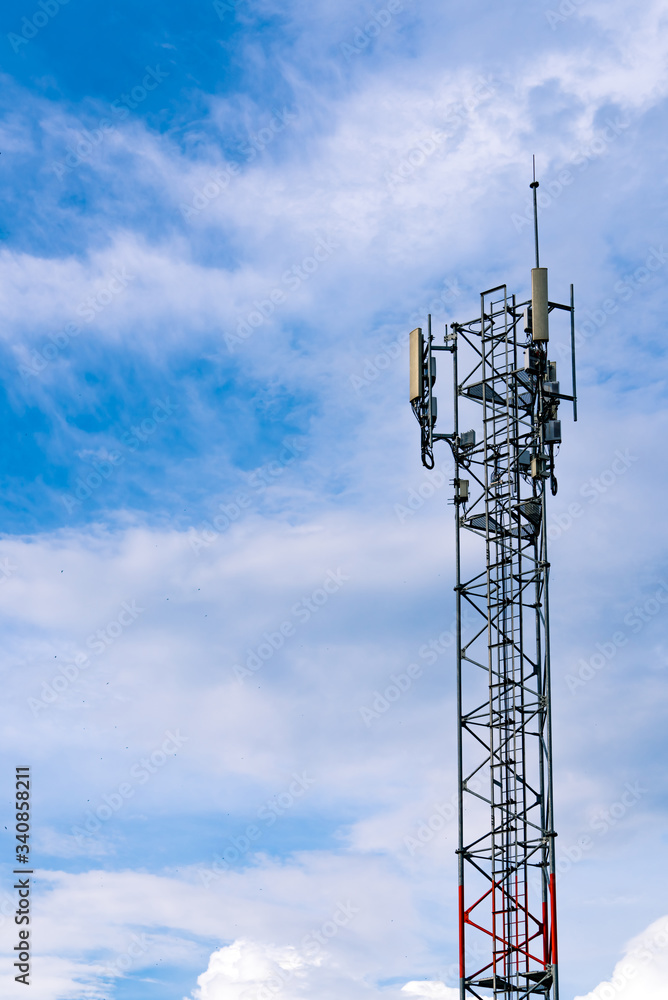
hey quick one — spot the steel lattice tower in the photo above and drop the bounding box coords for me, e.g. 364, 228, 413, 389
410, 177, 577, 1000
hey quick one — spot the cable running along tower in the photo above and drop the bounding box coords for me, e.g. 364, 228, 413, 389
410, 169, 577, 1000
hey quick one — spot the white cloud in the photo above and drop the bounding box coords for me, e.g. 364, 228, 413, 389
2, 3, 668, 998
0, 956, 110, 1000
574, 915, 668, 999
402, 983, 459, 1000
188, 941, 463, 1000
188, 939, 317, 1000
5, 0, 668, 383
0, 857, 439, 1000
188, 939, 467, 1000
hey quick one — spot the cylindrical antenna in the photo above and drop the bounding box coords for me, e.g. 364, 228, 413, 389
530, 154, 540, 269
427, 313, 433, 452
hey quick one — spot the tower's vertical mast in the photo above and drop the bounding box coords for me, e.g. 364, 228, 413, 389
409, 171, 577, 1000
531, 155, 540, 270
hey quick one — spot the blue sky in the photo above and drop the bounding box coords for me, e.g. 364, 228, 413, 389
0, 0, 668, 998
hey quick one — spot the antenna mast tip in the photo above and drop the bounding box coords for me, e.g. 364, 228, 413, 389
530, 154, 539, 188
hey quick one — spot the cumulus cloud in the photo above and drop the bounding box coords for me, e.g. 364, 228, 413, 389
574, 916, 668, 1000
187, 939, 317, 1000
187, 940, 462, 1000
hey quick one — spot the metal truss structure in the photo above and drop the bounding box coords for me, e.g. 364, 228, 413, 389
410, 192, 577, 1000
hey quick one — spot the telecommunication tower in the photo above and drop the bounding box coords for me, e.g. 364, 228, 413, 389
409, 169, 577, 1000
